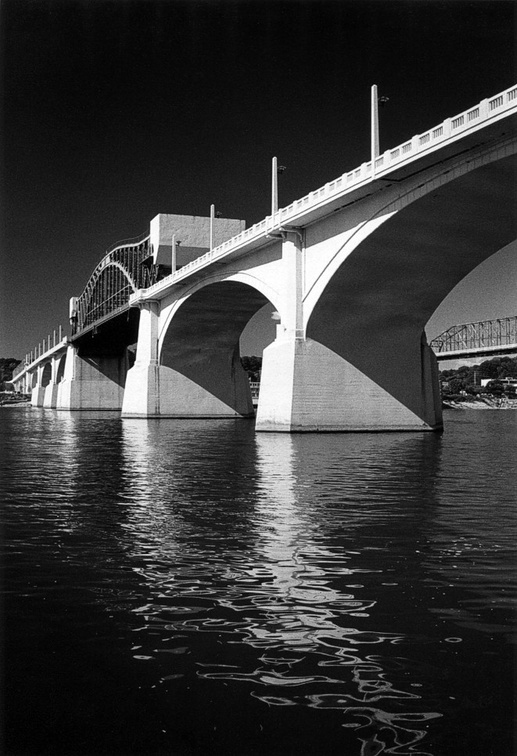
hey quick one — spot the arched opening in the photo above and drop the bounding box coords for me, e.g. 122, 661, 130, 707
306, 153, 517, 421
160, 281, 271, 414
41, 363, 52, 388
56, 354, 67, 383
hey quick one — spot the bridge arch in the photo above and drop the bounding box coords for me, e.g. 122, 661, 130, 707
305, 149, 517, 421
158, 271, 282, 347
75, 237, 155, 332
158, 279, 274, 415
56, 353, 67, 383
78, 262, 139, 330
304, 138, 517, 322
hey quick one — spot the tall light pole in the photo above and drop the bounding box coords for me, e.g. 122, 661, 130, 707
371, 84, 380, 174
271, 156, 278, 217
209, 203, 215, 251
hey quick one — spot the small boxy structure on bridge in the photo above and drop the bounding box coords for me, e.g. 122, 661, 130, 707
150, 214, 245, 271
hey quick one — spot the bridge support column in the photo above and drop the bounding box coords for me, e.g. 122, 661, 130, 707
122, 302, 161, 416
42, 382, 59, 408
256, 335, 442, 432
56, 345, 125, 410
42, 355, 61, 408
31, 365, 46, 407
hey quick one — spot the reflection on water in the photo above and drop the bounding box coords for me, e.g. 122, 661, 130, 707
2, 408, 516, 755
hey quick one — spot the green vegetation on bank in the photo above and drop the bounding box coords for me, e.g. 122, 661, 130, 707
241, 356, 262, 381
2, 354, 515, 400
0, 358, 21, 391
440, 356, 517, 399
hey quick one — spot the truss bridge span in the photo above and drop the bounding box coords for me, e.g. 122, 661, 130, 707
431, 316, 517, 361
71, 234, 157, 337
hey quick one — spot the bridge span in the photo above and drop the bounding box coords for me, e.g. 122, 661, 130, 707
12, 84, 517, 431
431, 316, 517, 361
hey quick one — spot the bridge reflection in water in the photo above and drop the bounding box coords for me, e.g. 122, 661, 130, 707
3, 408, 515, 754
92, 414, 511, 755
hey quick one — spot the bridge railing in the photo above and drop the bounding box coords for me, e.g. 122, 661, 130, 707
143, 83, 517, 293
14, 326, 67, 376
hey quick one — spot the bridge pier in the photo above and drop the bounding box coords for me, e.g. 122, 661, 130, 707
43, 382, 60, 408
31, 362, 51, 407
42, 353, 65, 408
120, 302, 160, 416
256, 335, 442, 432
57, 345, 126, 410
31, 385, 46, 407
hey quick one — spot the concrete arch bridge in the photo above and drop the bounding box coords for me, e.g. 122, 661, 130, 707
14, 84, 517, 431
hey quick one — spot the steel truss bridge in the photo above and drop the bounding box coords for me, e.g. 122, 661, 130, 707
430, 316, 517, 360
71, 234, 158, 337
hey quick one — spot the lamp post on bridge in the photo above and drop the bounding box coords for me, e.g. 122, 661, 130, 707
371, 84, 389, 177
210, 203, 215, 251
271, 157, 287, 221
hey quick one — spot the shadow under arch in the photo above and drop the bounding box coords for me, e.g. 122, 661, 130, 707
160, 280, 271, 413
41, 362, 52, 388
56, 353, 67, 383
306, 153, 517, 420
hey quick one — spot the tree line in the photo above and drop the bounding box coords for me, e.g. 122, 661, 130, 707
0, 358, 21, 391
3, 353, 514, 396
241, 356, 262, 381
440, 356, 517, 397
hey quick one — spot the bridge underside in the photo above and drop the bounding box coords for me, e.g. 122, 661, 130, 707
122, 282, 269, 418
160, 282, 267, 415
57, 308, 140, 410
291, 153, 517, 431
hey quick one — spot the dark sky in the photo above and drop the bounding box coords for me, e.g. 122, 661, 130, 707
1, 0, 516, 358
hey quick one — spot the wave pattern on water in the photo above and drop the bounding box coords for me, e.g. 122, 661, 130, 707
1, 408, 516, 755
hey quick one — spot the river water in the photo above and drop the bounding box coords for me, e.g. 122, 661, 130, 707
2, 407, 516, 756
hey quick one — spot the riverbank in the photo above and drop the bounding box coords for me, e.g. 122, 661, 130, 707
0, 393, 31, 407
443, 397, 517, 410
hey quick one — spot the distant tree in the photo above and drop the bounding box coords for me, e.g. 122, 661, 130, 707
0, 358, 21, 390
241, 356, 262, 381
479, 356, 517, 380
440, 356, 517, 392
446, 377, 466, 395
485, 380, 504, 396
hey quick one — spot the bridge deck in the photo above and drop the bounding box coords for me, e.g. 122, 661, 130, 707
130, 84, 517, 305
